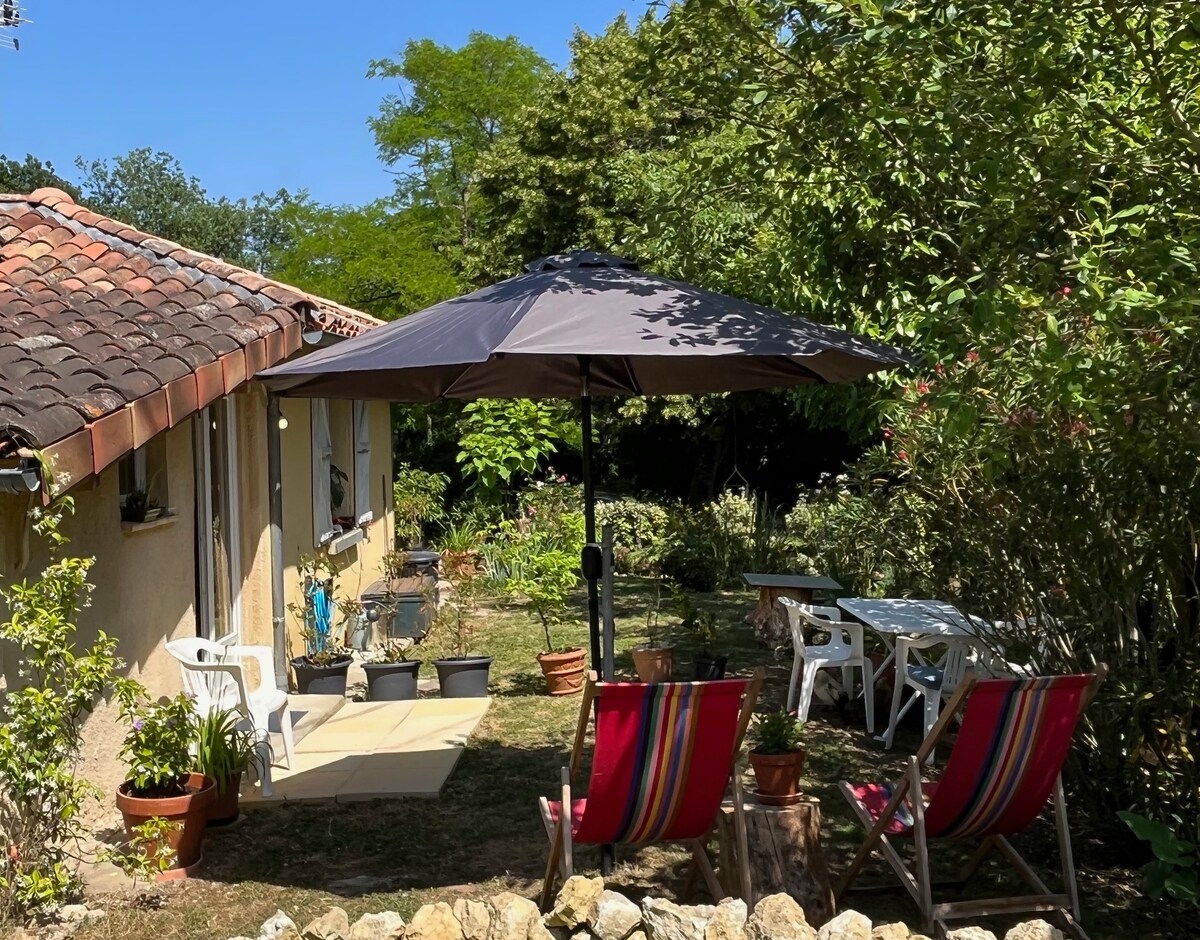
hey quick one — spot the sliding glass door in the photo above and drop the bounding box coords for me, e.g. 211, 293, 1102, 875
195, 398, 241, 645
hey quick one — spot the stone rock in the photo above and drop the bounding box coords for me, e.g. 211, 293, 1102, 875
870, 925, 910, 940
548, 877, 606, 929
704, 899, 747, 940
569, 931, 595, 940
455, 899, 493, 940
349, 912, 406, 940
262, 911, 303, 940
641, 899, 714, 940
946, 930, 997, 940
818, 911, 871, 940
627, 932, 647, 940
588, 890, 643, 940
1004, 923, 1063, 940
488, 892, 542, 940
303, 909, 351, 940
408, 903, 465, 940
745, 895, 818, 940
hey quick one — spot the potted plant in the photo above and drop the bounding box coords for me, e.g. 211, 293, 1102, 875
438, 521, 484, 580
120, 486, 164, 524
115, 693, 215, 880
631, 583, 673, 682
676, 590, 727, 679
748, 709, 806, 805
288, 556, 354, 694
430, 567, 492, 698
192, 707, 265, 827
362, 639, 422, 701
507, 546, 586, 696
392, 464, 449, 549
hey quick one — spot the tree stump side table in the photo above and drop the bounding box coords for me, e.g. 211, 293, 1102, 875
742, 574, 843, 648
716, 795, 835, 925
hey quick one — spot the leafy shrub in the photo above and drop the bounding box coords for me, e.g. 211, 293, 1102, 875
750, 709, 805, 755
192, 708, 263, 796
1119, 812, 1199, 905
0, 498, 141, 921
595, 497, 673, 575
119, 693, 197, 798
456, 399, 573, 493
392, 464, 449, 548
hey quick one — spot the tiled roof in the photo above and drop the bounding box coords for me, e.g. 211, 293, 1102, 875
0, 187, 382, 489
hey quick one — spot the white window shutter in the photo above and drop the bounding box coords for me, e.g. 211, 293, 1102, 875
353, 401, 373, 525
311, 399, 337, 546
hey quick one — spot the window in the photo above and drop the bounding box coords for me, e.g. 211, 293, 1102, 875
312, 399, 373, 550
118, 434, 170, 524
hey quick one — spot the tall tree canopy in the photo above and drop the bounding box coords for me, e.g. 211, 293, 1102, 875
0, 154, 79, 199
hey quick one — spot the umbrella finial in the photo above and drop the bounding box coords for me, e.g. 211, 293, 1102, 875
524, 250, 639, 273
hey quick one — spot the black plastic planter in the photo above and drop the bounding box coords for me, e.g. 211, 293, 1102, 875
693, 653, 728, 681
291, 656, 352, 695
433, 656, 493, 698
363, 660, 422, 701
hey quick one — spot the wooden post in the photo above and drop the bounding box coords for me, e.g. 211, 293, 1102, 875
717, 796, 835, 925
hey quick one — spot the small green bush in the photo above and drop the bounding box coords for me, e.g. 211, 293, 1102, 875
750, 709, 805, 755
595, 497, 673, 575
392, 464, 449, 548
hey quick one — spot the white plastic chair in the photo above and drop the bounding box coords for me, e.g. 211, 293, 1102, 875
165, 637, 296, 797
885, 633, 982, 762
778, 597, 875, 734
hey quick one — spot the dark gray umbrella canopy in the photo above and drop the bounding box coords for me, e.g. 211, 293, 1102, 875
259, 252, 914, 400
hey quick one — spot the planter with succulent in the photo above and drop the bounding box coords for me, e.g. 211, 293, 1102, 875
631, 583, 673, 682
676, 590, 726, 679
191, 707, 265, 827
115, 692, 215, 879
288, 556, 354, 694
748, 709, 806, 805
362, 639, 422, 700
429, 567, 492, 698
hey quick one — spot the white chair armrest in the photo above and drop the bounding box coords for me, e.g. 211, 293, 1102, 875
806, 605, 843, 622
225, 645, 278, 693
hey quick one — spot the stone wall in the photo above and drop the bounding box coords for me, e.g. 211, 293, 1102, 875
210, 878, 1068, 940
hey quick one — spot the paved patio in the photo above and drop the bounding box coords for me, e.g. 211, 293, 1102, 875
243, 695, 490, 804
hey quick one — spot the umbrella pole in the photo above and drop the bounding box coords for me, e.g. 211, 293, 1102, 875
579, 359, 602, 674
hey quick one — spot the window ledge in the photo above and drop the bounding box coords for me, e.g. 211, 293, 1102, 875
121, 512, 178, 535
326, 527, 364, 556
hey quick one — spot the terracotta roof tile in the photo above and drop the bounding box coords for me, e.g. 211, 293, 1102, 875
0, 191, 383, 483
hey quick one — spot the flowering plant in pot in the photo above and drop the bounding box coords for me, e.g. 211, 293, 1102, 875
631, 582, 673, 682
361, 638, 422, 701
747, 709, 806, 805
115, 692, 215, 879
191, 707, 265, 827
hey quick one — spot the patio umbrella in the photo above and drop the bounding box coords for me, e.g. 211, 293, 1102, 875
260, 251, 915, 671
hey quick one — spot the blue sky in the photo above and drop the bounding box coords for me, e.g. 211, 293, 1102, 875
0, 1, 640, 205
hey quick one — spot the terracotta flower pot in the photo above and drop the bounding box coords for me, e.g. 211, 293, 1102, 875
207, 772, 243, 828
631, 646, 673, 683
115, 772, 216, 880
749, 749, 807, 801
537, 647, 587, 696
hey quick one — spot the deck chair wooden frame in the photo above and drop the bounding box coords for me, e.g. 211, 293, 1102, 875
539, 669, 764, 909
837, 667, 1106, 940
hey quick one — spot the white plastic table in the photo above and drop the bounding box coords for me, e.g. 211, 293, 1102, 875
837, 598, 993, 742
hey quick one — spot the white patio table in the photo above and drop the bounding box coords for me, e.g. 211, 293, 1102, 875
837, 597, 996, 743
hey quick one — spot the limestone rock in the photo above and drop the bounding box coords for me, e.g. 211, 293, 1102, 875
349, 912, 406, 940
262, 910, 302, 940
455, 899, 492, 940
870, 925, 910, 940
818, 911, 870, 940
569, 931, 595, 940
303, 908, 351, 940
408, 903, 465, 940
641, 899, 714, 940
745, 895, 818, 940
529, 918, 558, 940
548, 876, 606, 929
588, 890, 643, 940
627, 932, 648, 940
946, 930, 997, 940
488, 892, 541, 940
704, 899, 747, 940
1004, 923, 1063, 940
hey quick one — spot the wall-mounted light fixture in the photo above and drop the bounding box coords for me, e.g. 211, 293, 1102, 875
302, 307, 327, 345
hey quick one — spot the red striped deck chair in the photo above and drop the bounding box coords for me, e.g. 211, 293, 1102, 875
838, 667, 1106, 939
539, 670, 764, 909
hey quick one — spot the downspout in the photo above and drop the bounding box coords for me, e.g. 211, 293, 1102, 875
267, 393, 288, 691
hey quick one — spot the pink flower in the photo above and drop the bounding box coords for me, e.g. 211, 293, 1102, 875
897, 450, 909, 462
883, 428, 894, 440
934, 363, 945, 376
1059, 286, 1072, 296
916, 382, 930, 395
966, 350, 980, 364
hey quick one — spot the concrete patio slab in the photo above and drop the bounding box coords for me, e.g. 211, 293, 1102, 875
243, 696, 489, 805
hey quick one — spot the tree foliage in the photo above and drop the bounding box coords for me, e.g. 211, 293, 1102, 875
0, 154, 79, 199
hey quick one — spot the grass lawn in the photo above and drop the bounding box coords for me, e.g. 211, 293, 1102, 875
80, 579, 1178, 940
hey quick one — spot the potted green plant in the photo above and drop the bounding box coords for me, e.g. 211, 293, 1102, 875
507, 546, 586, 696
191, 707, 265, 827
748, 709, 806, 805
675, 590, 727, 679
120, 486, 163, 524
114, 693, 215, 880
430, 567, 492, 698
292, 630, 353, 695
361, 639, 422, 701
631, 582, 673, 682
288, 556, 354, 694
438, 521, 484, 580
392, 464, 449, 549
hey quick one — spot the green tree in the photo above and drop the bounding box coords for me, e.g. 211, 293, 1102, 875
0, 154, 79, 199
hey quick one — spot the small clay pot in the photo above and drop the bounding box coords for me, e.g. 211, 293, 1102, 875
631, 646, 673, 683
207, 772, 243, 828
115, 772, 216, 879
537, 647, 587, 695
749, 749, 807, 800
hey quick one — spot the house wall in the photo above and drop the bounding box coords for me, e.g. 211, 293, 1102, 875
0, 421, 198, 800
279, 396, 394, 658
